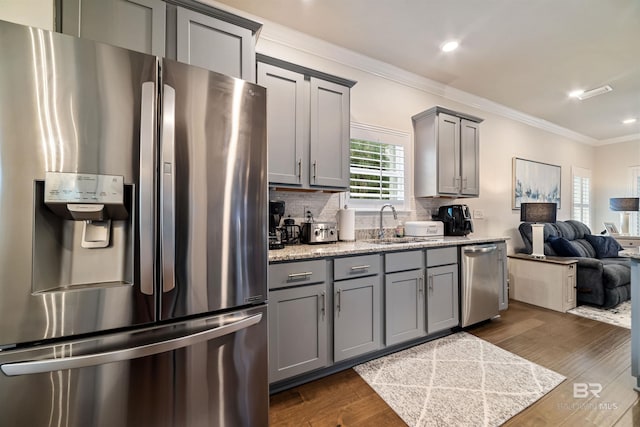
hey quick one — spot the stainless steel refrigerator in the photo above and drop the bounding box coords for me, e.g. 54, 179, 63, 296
0, 20, 268, 426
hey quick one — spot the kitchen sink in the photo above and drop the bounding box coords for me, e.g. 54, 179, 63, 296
364, 236, 444, 245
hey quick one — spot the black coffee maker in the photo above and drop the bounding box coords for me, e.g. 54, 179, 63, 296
269, 200, 285, 249
434, 204, 474, 236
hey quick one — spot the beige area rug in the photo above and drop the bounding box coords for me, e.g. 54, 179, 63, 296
353, 332, 565, 427
567, 300, 631, 329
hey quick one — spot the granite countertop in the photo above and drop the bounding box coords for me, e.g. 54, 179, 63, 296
269, 235, 509, 262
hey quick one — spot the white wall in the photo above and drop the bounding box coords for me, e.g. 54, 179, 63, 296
0, 0, 54, 30
594, 139, 640, 232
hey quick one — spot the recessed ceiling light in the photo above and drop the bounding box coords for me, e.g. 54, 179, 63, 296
622, 118, 637, 124
441, 41, 459, 52
568, 90, 584, 99
569, 85, 613, 100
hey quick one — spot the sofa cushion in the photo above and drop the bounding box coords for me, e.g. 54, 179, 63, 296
584, 234, 623, 258
548, 236, 585, 257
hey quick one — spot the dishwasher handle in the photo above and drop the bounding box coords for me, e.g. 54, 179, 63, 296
463, 244, 497, 254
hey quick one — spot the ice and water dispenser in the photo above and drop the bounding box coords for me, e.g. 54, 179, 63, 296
32, 172, 134, 292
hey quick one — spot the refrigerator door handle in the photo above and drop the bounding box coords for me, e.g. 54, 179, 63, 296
161, 83, 176, 293
139, 81, 156, 296
1, 313, 262, 376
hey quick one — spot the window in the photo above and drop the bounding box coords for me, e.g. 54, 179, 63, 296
630, 166, 640, 235
348, 123, 410, 209
571, 166, 591, 228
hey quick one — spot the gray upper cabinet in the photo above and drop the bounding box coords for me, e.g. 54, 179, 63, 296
257, 62, 306, 185
60, 0, 167, 56
59, 0, 260, 81
176, 6, 254, 81
309, 78, 350, 188
413, 106, 483, 198
257, 55, 356, 191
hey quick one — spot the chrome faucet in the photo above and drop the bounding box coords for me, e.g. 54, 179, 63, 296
379, 204, 397, 238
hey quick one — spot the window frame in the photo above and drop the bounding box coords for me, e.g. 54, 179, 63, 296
346, 122, 411, 211
571, 166, 591, 229
629, 166, 640, 235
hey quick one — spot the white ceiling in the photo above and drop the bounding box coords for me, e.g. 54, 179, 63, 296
214, 0, 640, 144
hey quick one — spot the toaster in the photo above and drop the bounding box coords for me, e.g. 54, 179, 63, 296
301, 222, 338, 244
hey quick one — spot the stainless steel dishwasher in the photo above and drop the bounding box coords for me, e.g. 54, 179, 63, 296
460, 244, 500, 327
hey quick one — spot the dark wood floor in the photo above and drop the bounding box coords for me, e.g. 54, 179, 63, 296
269, 301, 640, 426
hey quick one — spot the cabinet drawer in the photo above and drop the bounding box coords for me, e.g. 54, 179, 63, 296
385, 250, 424, 273
334, 254, 381, 281
269, 260, 326, 289
426, 246, 458, 267
616, 238, 640, 249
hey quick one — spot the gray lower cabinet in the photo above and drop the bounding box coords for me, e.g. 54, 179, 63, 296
257, 55, 356, 190
333, 275, 382, 362
59, 0, 259, 80
497, 241, 508, 311
426, 263, 459, 334
385, 269, 426, 346
268, 283, 328, 383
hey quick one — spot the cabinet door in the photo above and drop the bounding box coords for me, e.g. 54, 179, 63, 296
176, 6, 254, 81
309, 77, 350, 189
497, 242, 508, 311
269, 284, 328, 383
427, 264, 459, 333
385, 270, 426, 346
258, 63, 307, 186
334, 275, 382, 362
460, 119, 480, 196
60, 0, 166, 56
437, 113, 460, 195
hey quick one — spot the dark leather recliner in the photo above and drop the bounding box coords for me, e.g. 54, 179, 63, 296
518, 220, 630, 308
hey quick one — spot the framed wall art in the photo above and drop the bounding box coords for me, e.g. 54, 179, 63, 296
512, 157, 561, 209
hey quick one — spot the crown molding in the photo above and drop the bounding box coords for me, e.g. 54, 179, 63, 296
597, 132, 640, 146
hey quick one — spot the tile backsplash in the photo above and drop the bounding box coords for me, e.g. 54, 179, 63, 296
269, 190, 458, 232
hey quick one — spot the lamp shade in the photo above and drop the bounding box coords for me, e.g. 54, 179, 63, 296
520, 202, 557, 223
609, 197, 639, 212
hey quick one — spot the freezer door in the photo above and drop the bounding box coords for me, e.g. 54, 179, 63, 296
0, 20, 157, 347
0, 305, 268, 427
160, 59, 268, 319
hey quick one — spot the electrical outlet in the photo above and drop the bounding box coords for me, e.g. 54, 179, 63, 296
473, 209, 485, 219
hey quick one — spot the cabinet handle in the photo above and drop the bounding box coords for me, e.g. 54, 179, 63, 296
287, 271, 312, 279
428, 275, 434, 293
313, 161, 317, 182
336, 288, 342, 312
350, 265, 370, 271
454, 176, 460, 187
297, 159, 302, 181
418, 277, 424, 294
320, 291, 326, 319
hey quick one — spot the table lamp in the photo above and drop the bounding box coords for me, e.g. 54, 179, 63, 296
520, 202, 557, 259
609, 197, 639, 235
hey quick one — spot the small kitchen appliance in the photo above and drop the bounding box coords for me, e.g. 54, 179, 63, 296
404, 220, 444, 237
269, 200, 286, 249
434, 204, 474, 236
301, 222, 338, 244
